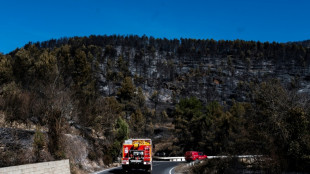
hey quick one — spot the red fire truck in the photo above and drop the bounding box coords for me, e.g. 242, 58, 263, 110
121, 139, 152, 173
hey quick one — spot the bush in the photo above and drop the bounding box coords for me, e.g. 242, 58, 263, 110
103, 154, 113, 165
33, 128, 45, 162
191, 158, 243, 174
191, 157, 284, 174
88, 150, 97, 161
33, 128, 45, 149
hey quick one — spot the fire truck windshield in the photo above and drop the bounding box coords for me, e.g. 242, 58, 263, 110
131, 151, 143, 157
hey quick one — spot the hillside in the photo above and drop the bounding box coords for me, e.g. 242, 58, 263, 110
0, 35, 310, 173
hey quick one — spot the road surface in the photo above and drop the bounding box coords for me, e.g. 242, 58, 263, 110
95, 161, 182, 174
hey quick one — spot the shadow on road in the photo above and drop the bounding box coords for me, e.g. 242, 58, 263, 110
108, 168, 150, 174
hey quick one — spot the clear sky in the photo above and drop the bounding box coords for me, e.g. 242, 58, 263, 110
0, 0, 309, 54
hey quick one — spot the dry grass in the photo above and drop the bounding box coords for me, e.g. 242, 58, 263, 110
0, 112, 5, 127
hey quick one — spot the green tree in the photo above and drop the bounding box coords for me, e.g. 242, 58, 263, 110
117, 77, 136, 102
136, 87, 145, 108
250, 80, 310, 172
150, 90, 160, 115
73, 49, 91, 83
109, 116, 129, 162
117, 55, 130, 78
71, 49, 97, 125
174, 97, 204, 153
115, 116, 129, 141
0, 54, 13, 84
104, 45, 117, 58
94, 97, 124, 137
117, 77, 137, 119
204, 101, 227, 154
34, 50, 58, 84
55, 45, 74, 86
129, 109, 146, 136
227, 101, 252, 154
13, 48, 35, 86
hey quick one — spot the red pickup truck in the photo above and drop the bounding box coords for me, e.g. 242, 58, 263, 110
185, 151, 207, 162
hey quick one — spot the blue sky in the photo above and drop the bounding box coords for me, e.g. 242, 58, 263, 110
0, 0, 309, 54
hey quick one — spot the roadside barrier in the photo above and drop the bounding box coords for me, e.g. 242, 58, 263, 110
153, 155, 262, 163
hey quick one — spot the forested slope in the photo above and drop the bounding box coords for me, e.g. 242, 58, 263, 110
0, 35, 309, 173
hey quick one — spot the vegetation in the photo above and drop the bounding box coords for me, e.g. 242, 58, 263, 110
191, 157, 281, 174
181, 80, 310, 173
33, 128, 45, 162
0, 35, 310, 172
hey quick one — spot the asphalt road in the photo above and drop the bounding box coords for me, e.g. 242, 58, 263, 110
95, 161, 182, 174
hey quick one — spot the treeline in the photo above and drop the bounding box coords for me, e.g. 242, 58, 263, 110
295, 39, 310, 48
32, 35, 310, 64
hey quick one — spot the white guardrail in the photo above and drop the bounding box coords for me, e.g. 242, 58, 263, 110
153, 156, 186, 161
153, 155, 263, 162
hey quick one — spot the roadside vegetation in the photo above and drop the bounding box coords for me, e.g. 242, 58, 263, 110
176, 81, 310, 172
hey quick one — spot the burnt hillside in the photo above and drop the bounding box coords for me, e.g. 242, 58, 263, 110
27, 35, 310, 106
1, 35, 310, 173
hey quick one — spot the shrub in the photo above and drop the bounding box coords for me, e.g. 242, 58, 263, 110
191, 158, 247, 174
33, 128, 45, 149
88, 150, 97, 161
103, 154, 113, 165
33, 128, 45, 162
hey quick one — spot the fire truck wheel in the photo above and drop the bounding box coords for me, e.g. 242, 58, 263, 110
145, 165, 152, 174
122, 166, 130, 173
145, 169, 152, 174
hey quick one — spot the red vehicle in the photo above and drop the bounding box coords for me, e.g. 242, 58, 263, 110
122, 139, 152, 173
185, 151, 207, 162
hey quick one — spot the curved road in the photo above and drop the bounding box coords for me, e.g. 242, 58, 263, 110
95, 161, 182, 174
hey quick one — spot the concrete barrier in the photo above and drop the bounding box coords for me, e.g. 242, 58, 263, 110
0, 159, 70, 174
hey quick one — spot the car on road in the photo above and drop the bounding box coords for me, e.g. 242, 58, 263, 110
185, 151, 207, 162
